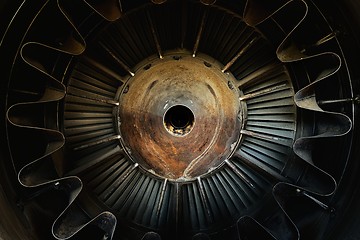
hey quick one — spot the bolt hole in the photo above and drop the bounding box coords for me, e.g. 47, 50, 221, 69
227, 81, 234, 90
204, 61, 212, 67
144, 64, 152, 70
123, 85, 129, 94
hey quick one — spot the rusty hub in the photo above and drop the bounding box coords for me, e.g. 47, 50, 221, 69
117, 52, 244, 180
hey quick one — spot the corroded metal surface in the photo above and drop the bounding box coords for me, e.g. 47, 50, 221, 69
1, 0, 354, 239
118, 53, 242, 179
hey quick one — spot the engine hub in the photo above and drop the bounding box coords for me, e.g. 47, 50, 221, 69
118, 53, 244, 180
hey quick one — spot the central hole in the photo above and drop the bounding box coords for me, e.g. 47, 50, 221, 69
164, 105, 195, 136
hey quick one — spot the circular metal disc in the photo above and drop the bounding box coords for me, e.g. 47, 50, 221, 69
118, 53, 243, 180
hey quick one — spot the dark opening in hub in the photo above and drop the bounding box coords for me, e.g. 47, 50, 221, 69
164, 105, 195, 136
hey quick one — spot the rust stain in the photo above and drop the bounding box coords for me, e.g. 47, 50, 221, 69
118, 55, 242, 180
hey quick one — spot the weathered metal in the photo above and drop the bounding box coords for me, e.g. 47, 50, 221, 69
118, 53, 243, 179
2, 0, 354, 239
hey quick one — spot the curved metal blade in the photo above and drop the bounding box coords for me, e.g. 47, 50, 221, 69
192, 233, 210, 240
238, 0, 352, 240
81, 0, 122, 21
237, 216, 277, 240
7, 1, 120, 239
53, 206, 117, 239
141, 232, 162, 240
24, 0, 86, 55
244, 0, 307, 30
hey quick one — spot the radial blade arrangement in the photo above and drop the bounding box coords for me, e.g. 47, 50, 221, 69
1, 0, 357, 240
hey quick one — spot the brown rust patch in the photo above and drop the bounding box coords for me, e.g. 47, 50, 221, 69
118, 54, 242, 180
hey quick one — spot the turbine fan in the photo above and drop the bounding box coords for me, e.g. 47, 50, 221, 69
0, 0, 357, 240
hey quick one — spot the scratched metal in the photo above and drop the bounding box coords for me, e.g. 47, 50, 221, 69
118, 53, 242, 180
